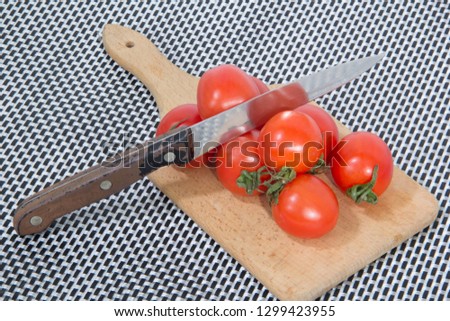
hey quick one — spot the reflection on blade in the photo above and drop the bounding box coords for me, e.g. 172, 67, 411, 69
190, 54, 384, 158
298, 54, 385, 100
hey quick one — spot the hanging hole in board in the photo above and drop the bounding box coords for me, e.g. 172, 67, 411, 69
126, 41, 135, 48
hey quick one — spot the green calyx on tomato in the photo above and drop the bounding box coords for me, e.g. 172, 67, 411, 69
236, 166, 267, 195
216, 130, 265, 196
346, 165, 379, 204
307, 154, 327, 175
330, 132, 393, 203
263, 167, 297, 205
237, 166, 297, 205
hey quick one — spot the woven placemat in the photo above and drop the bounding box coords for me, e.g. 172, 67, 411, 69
2, 2, 448, 300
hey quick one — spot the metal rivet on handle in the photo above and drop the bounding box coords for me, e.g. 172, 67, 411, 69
100, 180, 112, 190
164, 152, 176, 163
30, 216, 43, 226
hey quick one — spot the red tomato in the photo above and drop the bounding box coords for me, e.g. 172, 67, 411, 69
259, 111, 323, 173
156, 104, 213, 168
155, 104, 201, 137
295, 103, 339, 164
272, 174, 339, 238
197, 65, 260, 119
251, 76, 270, 94
216, 130, 264, 196
330, 132, 393, 203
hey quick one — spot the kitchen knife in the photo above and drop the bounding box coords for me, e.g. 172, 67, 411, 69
13, 54, 383, 235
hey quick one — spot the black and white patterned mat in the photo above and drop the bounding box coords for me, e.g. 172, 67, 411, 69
2, 2, 449, 300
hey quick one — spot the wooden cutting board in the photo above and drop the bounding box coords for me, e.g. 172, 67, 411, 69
102, 24, 439, 300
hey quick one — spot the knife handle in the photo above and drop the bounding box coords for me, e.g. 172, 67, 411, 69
13, 127, 194, 236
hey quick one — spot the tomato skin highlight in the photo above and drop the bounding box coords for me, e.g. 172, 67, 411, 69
295, 103, 339, 164
197, 64, 260, 119
216, 130, 264, 196
259, 111, 323, 173
272, 174, 339, 239
331, 132, 393, 197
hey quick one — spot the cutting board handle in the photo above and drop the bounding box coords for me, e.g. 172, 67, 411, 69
103, 24, 199, 116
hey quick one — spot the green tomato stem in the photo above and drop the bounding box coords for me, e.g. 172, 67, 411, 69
346, 165, 379, 204
236, 166, 297, 205
308, 154, 327, 175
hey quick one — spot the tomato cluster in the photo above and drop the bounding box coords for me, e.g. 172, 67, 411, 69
156, 64, 394, 239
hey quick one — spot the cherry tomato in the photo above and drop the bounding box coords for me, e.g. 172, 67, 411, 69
216, 130, 264, 196
259, 111, 323, 173
295, 103, 339, 164
156, 104, 213, 168
272, 174, 339, 238
155, 104, 201, 137
330, 132, 393, 203
251, 76, 270, 94
197, 64, 260, 119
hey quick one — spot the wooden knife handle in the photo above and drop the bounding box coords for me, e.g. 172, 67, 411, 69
14, 127, 194, 236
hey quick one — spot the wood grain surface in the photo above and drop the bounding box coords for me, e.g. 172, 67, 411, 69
102, 24, 439, 300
